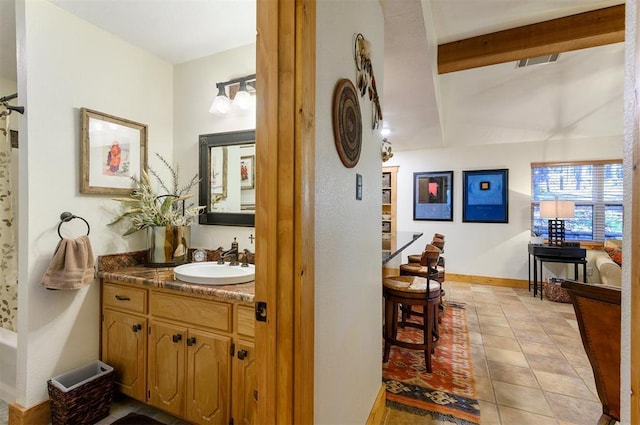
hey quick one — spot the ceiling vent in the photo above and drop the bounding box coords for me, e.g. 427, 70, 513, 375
516, 53, 559, 68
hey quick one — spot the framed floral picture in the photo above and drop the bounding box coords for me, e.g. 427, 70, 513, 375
80, 108, 147, 195
240, 155, 255, 190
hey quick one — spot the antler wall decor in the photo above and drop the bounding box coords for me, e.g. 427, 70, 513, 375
353, 33, 383, 130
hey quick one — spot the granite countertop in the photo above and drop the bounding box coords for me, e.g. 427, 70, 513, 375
97, 250, 255, 303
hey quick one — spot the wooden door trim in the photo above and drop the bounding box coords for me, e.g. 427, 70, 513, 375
630, 2, 640, 419
255, 0, 315, 424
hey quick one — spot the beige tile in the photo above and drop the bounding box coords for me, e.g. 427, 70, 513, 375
571, 362, 597, 396
545, 392, 603, 424
495, 295, 523, 304
471, 343, 486, 360
551, 303, 576, 313
565, 319, 579, 331
493, 381, 553, 416
512, 328, 554, 345
519, 340, 564, 359
471, 285, 494, 292
548, 333, 582, 350
475, 375, 496, 403
534, 310, 563, 319
475, 306, 506, 318
479, 400, 501, 425
557, 346, 589, 364
498, 406, 558, 425
484, 346, 529, 368
473, 357, 490, 378
480, 325, 515, 338
534, 370, 597, 401
481, 334, 521, 351
502, 303, 535, 321
469, 330, 483, 345
508, 319, 544, 332
487, 361, 538, 388
525, 354, 579, 378
541, 323, 580, 338
478, 315, 510, 328
497, 406, 558, 425
473, 294, 501, 304
468, 322, 481, 333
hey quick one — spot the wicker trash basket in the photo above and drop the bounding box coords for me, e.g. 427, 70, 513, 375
47, 361, 114, 425
543, 278, 572, 303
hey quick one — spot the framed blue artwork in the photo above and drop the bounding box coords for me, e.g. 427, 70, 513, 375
463, 169, 509, 223
413, 171, 454, 221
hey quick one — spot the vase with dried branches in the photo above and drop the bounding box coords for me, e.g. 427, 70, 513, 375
109, 153, 204, 265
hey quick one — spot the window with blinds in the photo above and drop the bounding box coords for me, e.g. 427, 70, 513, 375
531, 160, 623, 241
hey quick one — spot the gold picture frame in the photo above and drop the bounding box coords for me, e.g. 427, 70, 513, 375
80, 108, 148, 195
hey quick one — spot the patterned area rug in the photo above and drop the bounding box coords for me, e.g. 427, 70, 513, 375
383, 302, 480, 425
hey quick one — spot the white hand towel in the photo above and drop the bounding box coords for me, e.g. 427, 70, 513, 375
42, 235, 95, 290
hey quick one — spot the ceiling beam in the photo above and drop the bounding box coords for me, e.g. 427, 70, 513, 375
438, 4, 625, 74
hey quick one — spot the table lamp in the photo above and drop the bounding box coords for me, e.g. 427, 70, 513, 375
539, 200, 575, 246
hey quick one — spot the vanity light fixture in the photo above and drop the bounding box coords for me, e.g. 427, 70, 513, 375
209, 74, 256, 115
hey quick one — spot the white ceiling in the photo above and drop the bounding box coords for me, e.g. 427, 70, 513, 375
0, 0, 625, 152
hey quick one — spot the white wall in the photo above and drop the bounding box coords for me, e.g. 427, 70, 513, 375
315, 1, 384, 423
174, 44, 256, 253
16, 0, 173, 406
384, 136, 622, 281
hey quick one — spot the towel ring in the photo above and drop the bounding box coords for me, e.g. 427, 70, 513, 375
57, 212, 90, 239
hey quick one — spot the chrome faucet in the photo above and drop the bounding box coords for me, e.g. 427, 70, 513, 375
218, 238, 240, 266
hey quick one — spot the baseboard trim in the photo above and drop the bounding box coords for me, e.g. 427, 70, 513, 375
8, 399, 50, 425
446, 273, 528, 288
366, 383, 386, 425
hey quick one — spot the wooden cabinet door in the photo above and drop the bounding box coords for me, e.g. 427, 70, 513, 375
185, 329, 231, 425
232, 340, 257, 425
102, 309, 147, 401
148, 321, 186, 417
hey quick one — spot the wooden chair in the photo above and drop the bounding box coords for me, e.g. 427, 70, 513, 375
400, 244, 441, 280
560, 280, 621, 425
383, 275, 441, 372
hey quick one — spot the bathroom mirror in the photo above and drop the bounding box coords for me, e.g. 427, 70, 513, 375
199, 129, 255, 227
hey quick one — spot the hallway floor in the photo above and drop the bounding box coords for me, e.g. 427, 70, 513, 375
1, 282, 617, 425
384, 281, 616, 424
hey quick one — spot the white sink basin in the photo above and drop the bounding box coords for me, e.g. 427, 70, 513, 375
173, 262, 255, 285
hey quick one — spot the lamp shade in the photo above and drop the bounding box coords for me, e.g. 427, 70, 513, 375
209, 85, 231, 115
233, 80, 252, 110
539, 200, 575, 219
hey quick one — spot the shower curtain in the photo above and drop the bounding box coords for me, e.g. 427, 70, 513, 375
0, 113, 17, 331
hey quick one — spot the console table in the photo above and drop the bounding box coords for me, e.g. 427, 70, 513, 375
528, 244, 587, 300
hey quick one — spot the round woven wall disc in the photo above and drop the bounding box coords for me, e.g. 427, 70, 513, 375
332, 78, 362, 168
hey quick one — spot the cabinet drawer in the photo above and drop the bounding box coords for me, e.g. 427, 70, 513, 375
103, 283, 147, 314
150, 292, 231, 332
237, 305, 254, 338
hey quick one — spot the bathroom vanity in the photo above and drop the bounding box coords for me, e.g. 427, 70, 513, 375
97, 251, 256, 425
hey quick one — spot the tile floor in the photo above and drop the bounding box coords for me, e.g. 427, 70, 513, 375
443, 281, 612, 425
0, 282, 616, 425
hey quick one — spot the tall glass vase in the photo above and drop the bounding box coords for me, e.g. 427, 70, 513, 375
146, 225, 190, 266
